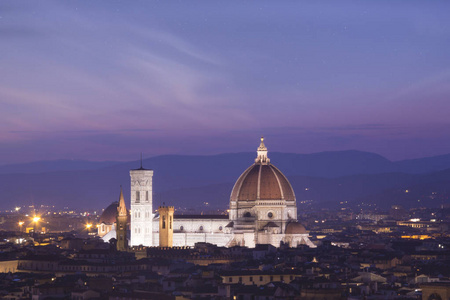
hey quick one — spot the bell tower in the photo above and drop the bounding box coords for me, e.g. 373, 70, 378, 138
158, 206, 174, 247
116, 187, 128, 251
130, 157, 154, 247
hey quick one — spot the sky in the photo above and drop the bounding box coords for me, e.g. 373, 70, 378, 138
1, 1, 450, 165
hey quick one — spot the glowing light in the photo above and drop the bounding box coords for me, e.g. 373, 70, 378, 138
86, 224, 92, 229
33, 216, 40, 223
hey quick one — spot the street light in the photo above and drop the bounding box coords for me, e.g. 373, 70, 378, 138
32, 216, 40, 234
86, 223, 92, 230
18, 221, 24, 233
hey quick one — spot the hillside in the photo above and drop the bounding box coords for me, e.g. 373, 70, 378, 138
1, 151, 450, 211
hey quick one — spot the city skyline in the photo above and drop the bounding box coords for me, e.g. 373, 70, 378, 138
1, 1, 450, 165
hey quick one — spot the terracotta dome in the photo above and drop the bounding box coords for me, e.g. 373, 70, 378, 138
230, 164, 295, 201
230, 138, 295, 202
99, 202, 118, 224
285, 222, 307, 234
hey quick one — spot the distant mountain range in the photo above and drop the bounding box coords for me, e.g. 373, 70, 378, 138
1, 150, 450, 212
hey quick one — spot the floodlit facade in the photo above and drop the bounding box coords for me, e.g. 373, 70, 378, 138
100, 138, 315, 249
130, 167, 153, 247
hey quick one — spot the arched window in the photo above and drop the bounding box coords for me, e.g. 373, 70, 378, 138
199, 226, 204, 231
180, 226, 184, 231
244, 212, 251, 217
135, 191, 140, 203
162, 216, 166, 229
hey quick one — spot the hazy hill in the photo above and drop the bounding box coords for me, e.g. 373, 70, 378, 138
0, 160, 119, 174
1, 150, 450, 211
395, 153, 450, 174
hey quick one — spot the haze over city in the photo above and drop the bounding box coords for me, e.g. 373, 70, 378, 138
2, 3, 450, 300
1, 1, 450, 165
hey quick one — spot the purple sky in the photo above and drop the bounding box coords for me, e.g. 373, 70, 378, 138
1, 1, 450, 165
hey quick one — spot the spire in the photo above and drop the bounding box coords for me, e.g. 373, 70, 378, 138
255, 136, 270, 164
118, 186, 127, 216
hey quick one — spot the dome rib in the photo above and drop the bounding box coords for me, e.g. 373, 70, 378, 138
230, 164, 295, 202
230, 164, 256, 201
271, 165, 296, 201
257, 164, 261, 200
269, 165, 284, 200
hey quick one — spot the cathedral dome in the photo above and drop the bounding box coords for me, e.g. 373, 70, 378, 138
285, 222, 307, 234
230, 138, 295, 202
99, 202, 118, 224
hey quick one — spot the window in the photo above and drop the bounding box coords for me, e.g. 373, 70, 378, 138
260, 276, 263, 281
162, 216, 166, 229
219, 226, 223, 231
146, 191, 149, 201
229, 277, 232, 283
280, 275, 284, 281
199, 226, 203, 231
244, 212, 251, 217
136, 191, 140, 203
270, 276, 273, 282
170, 216, 172, 229
180, 225, 184, 231
238, 277, 242, 283
268, 212, 273, 218
249, 276, 253, 282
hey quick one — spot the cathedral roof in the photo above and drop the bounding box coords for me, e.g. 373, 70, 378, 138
230, 138, 295, 202
99, 201, 118, 224
285, 222, 307, 234
100, 188, 130, 224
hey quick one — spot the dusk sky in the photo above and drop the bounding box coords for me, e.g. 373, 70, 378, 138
1, 1, 450, 165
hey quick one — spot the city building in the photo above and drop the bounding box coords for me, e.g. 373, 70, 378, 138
99, 138, 315, 249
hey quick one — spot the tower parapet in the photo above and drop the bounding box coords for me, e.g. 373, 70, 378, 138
158, 206, 174, 247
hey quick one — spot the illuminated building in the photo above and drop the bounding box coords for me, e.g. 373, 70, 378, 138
99, 138, 315, 248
